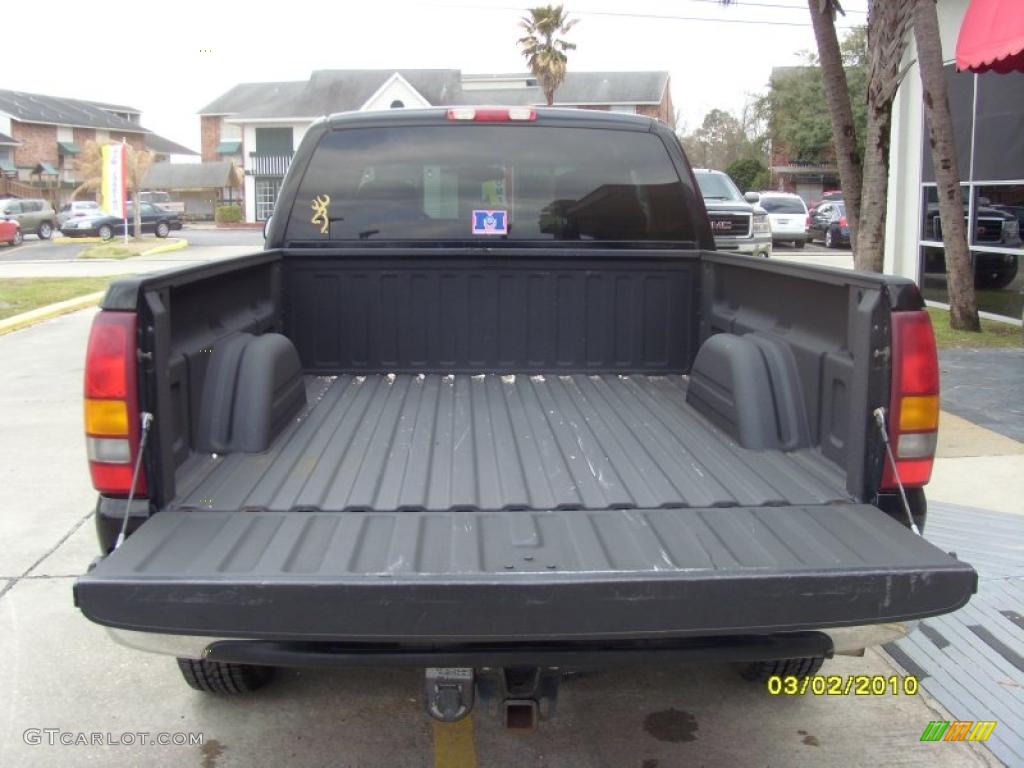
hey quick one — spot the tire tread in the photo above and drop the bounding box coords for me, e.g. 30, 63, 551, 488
176, 657, 274, 694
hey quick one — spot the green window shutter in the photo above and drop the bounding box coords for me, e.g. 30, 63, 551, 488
254, 128, 293, 155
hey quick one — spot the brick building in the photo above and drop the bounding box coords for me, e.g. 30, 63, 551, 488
0, 90, 195, 204
198, 70, 673, 222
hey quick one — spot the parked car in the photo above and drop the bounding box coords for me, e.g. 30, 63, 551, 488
0, 215, 22, 246
60, 202, 183, 239
57, 200, 102, 227
693, 169, 772, 257
0, 197, 57, 239
757, 192, 809, 247
73, 108, 973, 725
808, 200, 850, 248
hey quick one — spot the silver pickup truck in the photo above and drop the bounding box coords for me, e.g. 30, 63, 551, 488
694, 168, 772, 258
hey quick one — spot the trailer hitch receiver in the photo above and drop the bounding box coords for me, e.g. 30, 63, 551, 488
424, 667, 474, 722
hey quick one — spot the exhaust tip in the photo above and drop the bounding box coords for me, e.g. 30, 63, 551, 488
504, 699, 538, 731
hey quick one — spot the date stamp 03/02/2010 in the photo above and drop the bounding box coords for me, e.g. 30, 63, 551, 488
766, 674, 920, 696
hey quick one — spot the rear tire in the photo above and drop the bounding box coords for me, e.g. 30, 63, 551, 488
794, 240, 805, 249
98, 224, 113, 241
176, 657, 275, 694
155, 221, 170, 238
739, 656, 826, 683
12, 230, 23, 246
825, 229, 834, 248
38, 221, 53, 240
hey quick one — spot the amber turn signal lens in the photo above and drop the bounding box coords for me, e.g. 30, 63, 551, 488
898, 395, 939, 432
85, 398, 129, 436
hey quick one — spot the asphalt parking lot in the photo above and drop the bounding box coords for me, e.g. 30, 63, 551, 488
0, 307, 1001, 768
0, 226, 263, 261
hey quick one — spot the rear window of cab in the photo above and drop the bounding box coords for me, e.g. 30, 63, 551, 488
285, 125, 698, 243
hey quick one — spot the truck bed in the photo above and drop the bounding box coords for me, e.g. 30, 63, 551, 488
172, 372, 848, 514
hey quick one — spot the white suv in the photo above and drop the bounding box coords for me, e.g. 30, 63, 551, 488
57, 200, 101, 227
757, 192, 809, 248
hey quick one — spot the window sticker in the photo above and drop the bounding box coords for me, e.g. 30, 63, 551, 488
472, 209, 508, 235
310, 193, 330, 235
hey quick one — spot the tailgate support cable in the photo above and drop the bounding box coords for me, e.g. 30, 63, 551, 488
114, 412, 154, 550
873, 407, 921, 536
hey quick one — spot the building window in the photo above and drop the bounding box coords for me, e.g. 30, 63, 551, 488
390, 100, 405, 109
254, 127, 293, 156
918, 68, 1023, 319
255, 178, 282, 221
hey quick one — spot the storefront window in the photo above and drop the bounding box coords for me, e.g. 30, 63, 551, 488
918, 68, 1024, 320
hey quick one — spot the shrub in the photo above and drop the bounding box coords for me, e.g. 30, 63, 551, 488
215, 204, 242, 224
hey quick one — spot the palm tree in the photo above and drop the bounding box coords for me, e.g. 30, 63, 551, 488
855, 0, 912, 273
807, 0, 863, 255
74, 140, 154, 240
518, 5, 578, 106
912, 0, 979, 331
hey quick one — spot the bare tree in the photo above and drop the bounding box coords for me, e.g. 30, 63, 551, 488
74, 140, 153, 240
808, 0, 863, 254
912, 0, 980, 330
853, 1, 912, 272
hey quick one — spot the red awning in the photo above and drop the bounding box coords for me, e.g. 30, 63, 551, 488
956, 0, 1024, 73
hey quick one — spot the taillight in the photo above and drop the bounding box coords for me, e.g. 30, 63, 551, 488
881, 310, 939, 489
839, 216, 848, 228
84, 311, 146, 496
446, 107, 537, 122
805, 215, 811, 228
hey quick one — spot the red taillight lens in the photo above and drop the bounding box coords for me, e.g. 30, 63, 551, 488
84, 311, 146, 496
881, 310, 939, 490
85, 312, 132, 398
839, 216, 848, 228
805, 215, 811, 228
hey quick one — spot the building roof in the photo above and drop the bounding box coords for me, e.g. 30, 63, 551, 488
143, 160, 238, 190
200, 70, 462, 119
199, 69, 669, 119
0, 89, 148, 132
145, 133, 198, 156
0, 131, 17, 146
524, 71, 668, 105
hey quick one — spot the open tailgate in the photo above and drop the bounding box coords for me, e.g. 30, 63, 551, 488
75, 504, 976, 641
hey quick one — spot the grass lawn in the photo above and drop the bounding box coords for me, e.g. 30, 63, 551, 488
927, 307, 1022, 348
0, 278, 114, 321
78, 240, 160, 260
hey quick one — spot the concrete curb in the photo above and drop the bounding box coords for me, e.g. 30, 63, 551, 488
76, 238, 189, 261
53, 236, 105, 244
139, 238, 189, 257
0, 291, 104, 336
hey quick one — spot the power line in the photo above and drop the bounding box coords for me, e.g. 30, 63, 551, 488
672, 0, 865, 13
426, 3, 865, 28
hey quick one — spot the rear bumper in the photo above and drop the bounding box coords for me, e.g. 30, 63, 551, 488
108, 623, 917, 665
75, 505, 976, 644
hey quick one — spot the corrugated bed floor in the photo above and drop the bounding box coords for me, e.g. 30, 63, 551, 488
882, 503, 1024, 766
174, 373, 848, 513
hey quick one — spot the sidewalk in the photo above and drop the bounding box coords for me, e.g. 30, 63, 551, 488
0, 245, 253, 277
927, 348, 1024, 516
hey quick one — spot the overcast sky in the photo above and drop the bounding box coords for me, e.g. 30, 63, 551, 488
6, 0, 868, 153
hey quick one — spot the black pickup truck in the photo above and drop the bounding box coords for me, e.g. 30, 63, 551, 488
74, 107, 975, 726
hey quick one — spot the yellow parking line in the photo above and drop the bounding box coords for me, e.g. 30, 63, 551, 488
432, 717, 477, 768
